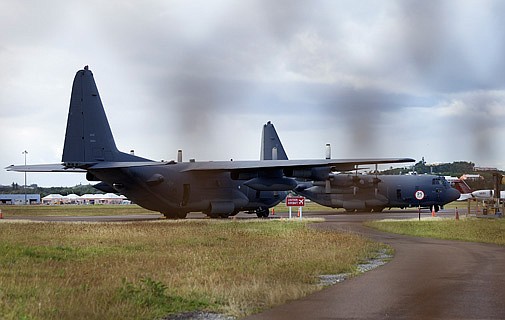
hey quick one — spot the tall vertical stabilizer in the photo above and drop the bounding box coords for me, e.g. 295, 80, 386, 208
260, 121, 288, 160
62, 67, 145, 164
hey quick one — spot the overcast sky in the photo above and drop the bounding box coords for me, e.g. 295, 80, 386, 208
1, 0, 505, 187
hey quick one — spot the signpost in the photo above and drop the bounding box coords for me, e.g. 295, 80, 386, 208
286, 196, 305, 219
415, 190, 425, 220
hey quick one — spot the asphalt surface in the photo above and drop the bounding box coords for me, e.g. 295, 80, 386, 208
246, 210, 505, 320
3, 208, 505, 319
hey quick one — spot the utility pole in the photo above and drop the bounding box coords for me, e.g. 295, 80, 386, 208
22, 150, 28, 205
493, 172, 503, 217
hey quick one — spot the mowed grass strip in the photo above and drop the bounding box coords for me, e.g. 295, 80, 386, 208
0, 219, 385, 319
272, 201, 339, 212
0, 204, 154, 216
0, 202, 334, 217
366, 218, 505, 245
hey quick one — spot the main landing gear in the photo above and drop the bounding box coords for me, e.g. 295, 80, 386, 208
162, 211, 188, 219
255, 207, 270, 218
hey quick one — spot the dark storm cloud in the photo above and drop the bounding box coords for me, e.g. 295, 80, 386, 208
127, 0, 326, 149
397, 1, 450, 77
142, 0, 402, 153
314, 84, 419, 151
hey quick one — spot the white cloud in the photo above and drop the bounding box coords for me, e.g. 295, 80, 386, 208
2, 0, 505, 187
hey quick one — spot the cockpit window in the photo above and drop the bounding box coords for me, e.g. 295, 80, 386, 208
433, 177, 449, 187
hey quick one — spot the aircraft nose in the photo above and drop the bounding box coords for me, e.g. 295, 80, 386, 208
447, 187, 461, 202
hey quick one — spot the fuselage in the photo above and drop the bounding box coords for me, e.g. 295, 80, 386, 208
471, 189, 505, 200
297, 174, 460, 212
89, 162, 286, 218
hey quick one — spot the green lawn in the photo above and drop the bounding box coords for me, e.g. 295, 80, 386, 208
367, 217, 505, 245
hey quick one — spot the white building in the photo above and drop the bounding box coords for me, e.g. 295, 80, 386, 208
42, 193, 128, 205
0, 194, 41, 204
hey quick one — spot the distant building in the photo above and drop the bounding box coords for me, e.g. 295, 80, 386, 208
41, 193, 128, 205
460, 174, 483, 181
0, 194, 41, 205
41, 194, 65, 205
474, 167, 498, 172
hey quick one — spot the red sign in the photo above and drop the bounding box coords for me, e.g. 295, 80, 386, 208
286, 196, 305, 207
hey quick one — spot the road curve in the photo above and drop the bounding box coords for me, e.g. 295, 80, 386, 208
246, 213, 505, 319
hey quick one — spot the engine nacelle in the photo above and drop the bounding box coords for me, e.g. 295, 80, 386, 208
86, 172, 100, 181
230, 171, 258, 180
285, 167, 331, 181
93, 182, 116, 193
330, 174, 380, 188
244, 177, 297, 191
329, 174, 354, 187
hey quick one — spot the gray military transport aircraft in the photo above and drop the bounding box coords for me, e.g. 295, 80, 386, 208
262, 125, 461, 212
6, 66, 415, 218
296, 174, 461, 212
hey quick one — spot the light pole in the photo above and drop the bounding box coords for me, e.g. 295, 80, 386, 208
22, 150, 28, 205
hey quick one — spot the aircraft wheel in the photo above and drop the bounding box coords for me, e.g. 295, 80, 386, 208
229, 210, 240, 217
176, 212, 188, 219
206, 212, 229, 219
372, 207, 384, 213
163, 212, 179, 219
256, 208, 269, 218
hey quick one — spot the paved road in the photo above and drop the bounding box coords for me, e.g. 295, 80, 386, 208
246, 211, 505, 319
5, 208, 505, 319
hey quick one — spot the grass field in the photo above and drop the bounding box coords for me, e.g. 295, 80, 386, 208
0, 218, 386, 319
0, 202, 336, 218
0, 204, 155, 217
367, 217, 505, 245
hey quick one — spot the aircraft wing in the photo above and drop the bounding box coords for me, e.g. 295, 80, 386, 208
181, 158, 414, 189
6, 158, 414, 178
181, 158, 415, 172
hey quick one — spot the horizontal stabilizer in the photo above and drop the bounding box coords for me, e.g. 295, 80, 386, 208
6, 161, 168, 173
5, 164, 86, 173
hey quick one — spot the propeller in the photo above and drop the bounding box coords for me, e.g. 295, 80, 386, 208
373, 163, 381, 197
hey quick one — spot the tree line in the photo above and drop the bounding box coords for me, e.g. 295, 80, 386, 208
0, 183, 103, 198
381, 160, 504, 190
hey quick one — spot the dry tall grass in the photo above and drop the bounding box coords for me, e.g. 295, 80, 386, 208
0, 219, 384, 319
0, 204, 153, 216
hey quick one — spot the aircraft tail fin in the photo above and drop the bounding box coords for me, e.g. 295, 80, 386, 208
62, 67, 146, 165
260, 121, 288, 160
452, 179, 473, 194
